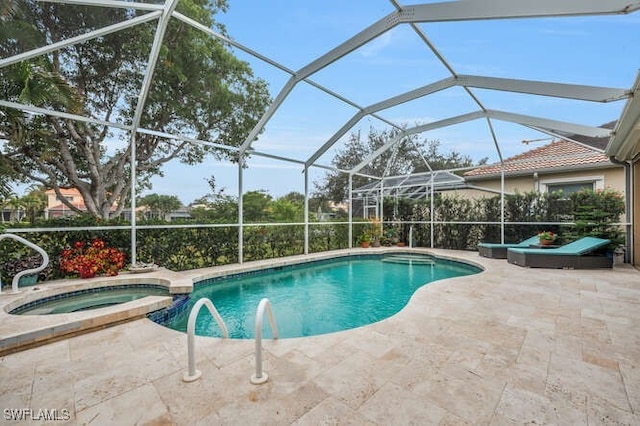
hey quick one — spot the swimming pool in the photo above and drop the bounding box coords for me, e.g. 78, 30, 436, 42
10, 284, 170, 315
162, 254, 480, 339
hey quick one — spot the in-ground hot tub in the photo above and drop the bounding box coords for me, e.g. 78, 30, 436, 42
9, 284, 171, 315
0, 278, 177, 356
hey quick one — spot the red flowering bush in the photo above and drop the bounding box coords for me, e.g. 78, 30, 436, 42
60, 239, 126, 278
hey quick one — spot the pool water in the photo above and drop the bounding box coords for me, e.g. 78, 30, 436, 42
164, 254, 480, 339
10, 285, 170, 315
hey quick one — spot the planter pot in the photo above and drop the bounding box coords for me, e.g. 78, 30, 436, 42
539, 239, 554, 246
360, 242, 370, 248
18, 274, 38, 286
397, 242, 405, 247
129, 265, 159, 274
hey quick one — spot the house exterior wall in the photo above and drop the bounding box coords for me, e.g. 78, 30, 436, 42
45, 189, 80, 209
633, 160, 640, 267
457, 166, 628, 226
464, 166, 625, 197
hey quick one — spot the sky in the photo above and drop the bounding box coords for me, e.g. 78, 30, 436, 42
145, 0, 640, 205
99, 2, 640, 204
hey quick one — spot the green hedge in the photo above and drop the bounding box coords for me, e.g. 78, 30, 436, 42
0, 189, 625, 284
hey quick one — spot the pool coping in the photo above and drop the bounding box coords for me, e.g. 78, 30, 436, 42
0, 247, 481, 355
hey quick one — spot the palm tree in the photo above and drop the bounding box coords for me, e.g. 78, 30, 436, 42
5, 193, 25, 222
21, 186, 47, 223
1, 0, 81, 208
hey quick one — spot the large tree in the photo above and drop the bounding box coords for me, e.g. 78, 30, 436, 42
316, 127, 486, 203
0, 0, 270, 219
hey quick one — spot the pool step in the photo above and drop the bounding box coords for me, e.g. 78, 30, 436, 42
382, 256, 435, 265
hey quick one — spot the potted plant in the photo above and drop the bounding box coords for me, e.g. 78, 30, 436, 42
384, 228, 398, 245
357, 231, 372, 248
368, 217, 383, 247
129, 262, 159, 273
538, 230, 556, 246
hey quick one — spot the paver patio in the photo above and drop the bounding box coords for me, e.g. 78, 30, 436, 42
1, 248, 639, 424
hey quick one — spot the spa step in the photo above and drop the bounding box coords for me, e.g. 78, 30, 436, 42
382, 256, 435, 265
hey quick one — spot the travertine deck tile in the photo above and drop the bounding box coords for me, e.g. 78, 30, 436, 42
0, 248, 638, 424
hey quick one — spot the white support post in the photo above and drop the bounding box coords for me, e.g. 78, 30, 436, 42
380, 180, 384, 235
348, 174, 353, 248
430, 173, 435, 249
304, 168, 309, 255
501, 167, 505, 244
127, 0, 180, 266
238, 158, 244, 264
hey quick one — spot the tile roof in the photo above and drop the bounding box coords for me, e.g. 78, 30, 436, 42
566, 120, 616, 150
464, 139, 612, 178
45, 188, 81, 196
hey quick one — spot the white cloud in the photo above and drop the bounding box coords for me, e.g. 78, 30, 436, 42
358, 32, 393, 57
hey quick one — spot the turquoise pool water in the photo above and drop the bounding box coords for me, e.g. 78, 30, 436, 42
10, 285, 170, 315
163, 254, 480, 339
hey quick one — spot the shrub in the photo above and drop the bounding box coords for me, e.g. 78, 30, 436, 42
60, 238, 126, 278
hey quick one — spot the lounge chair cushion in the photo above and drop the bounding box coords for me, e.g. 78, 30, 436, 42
507, 236, 612, 269
478, 235, 541, 259
507, 236, 610, 256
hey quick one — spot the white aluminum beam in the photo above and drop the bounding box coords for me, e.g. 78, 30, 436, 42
0, 11, 161, 68
172, 12, 295, 76
128, 0, 180, 266
351, 111, 485, 174
486, 110, 612, 138
136, 128, 239, 153
352, 132, 405, 175
403, 1, 640, 23
305, 73, 624, 169
456, 75, 629, 103
305, 78, 456, 168
607, 72, 640, 161
0, 99, 130, 131
365, 77, 457, 113
239, 77, 297, 155
36, 0, 164, 11
524, 126, 605, 153
175, 11, 402, 157
243, 1, 640, 163
406, 111, 487, 135
305, 112, 367, 168
296, 12, 400, 81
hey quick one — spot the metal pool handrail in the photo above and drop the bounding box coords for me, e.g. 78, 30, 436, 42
183, 297, 228, 382
251, 298, 279, 385
0, 233, 50, 294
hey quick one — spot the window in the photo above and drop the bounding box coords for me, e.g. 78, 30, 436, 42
540, 175, 604, 195
546, 182, 594, 195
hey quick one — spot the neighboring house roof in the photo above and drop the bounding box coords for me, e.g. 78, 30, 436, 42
567, 120, 616, 151
45, 188, 81, 196
464, 139, 615, 179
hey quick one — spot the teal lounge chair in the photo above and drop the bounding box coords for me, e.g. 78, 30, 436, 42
507, 236, 612, 269
478, 235, 541, 259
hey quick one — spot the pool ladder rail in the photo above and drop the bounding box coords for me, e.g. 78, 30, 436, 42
182, 297, 279, 385
0, 233, 49, 294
